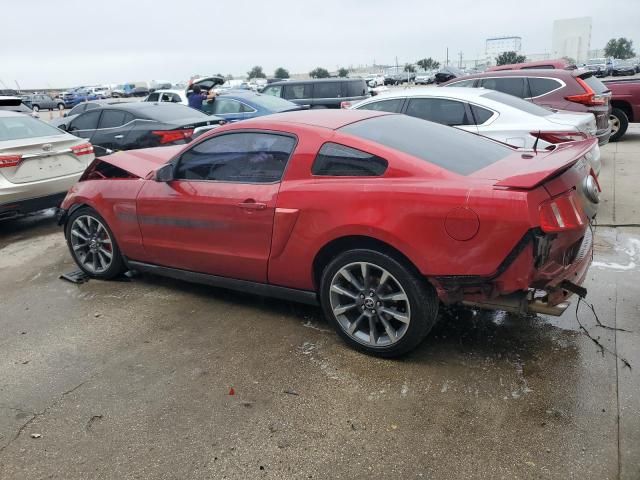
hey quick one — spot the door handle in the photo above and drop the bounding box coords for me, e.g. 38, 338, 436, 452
238, 200, 267, 210
114, 134, 124, 139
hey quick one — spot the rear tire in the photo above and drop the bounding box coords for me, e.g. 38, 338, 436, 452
57, 103, 65, 110
610, 108, 629, 142
319, 249, 438, 357
65, 207, 125, 280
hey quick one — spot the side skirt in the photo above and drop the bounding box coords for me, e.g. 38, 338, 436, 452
126, 260, 319, 306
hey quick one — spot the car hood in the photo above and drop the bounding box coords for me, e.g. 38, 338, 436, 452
97, 145, 183, 178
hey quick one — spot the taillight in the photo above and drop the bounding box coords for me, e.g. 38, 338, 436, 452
531, 131, 588, 144
152, 129, 194, 145
0, 155, 22, 168
539, 191, 585, 233
565, 77, 605, 106
340, 101, 352, 109
70, 143, 94, 156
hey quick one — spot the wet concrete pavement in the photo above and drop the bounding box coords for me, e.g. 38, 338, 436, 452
0, 129, 639, 479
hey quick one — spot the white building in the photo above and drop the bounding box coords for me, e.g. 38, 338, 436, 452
552, 17, 592, 63
485, 36, 522, 61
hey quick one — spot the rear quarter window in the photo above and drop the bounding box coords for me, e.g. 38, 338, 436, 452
528, 78, 562, 97
312, 142, 388, 176
340, 115, 512, 176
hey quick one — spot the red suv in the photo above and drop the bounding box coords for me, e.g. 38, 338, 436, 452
441, 69, 612, 145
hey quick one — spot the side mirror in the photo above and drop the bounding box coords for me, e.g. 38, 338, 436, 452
154, 163, 174, 182
58, 124, 67, 131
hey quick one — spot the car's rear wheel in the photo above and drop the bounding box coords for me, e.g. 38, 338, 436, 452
65, 207, 125, 280
610, 108, 629, 142
32, 105, 40, 112
319, 249, 438, 357
57, 103, 65, 110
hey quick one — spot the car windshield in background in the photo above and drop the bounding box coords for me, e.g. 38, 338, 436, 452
0, 115, 64, 141
481, 90, 553, 116
580, 74, 609, 94
340, 114, 512, 175
140, 104, 210, 121
251, 94, 301, 112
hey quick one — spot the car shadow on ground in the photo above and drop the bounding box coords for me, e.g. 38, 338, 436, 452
129, 271, 580, 370
0, 210, 59, 248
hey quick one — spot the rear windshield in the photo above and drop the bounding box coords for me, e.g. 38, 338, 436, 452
481, 90, 553, 116
251, 94, 300, 112
137, 103, 209, 121
0, 115, 64, 141
579, 74, 609, 94
340, 114, 512, 175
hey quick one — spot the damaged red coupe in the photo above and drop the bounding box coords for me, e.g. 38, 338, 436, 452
58, 110, 599, 356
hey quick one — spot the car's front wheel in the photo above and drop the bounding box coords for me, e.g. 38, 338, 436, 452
65, 207, 125, 280
32, 105, 40, 112
610, 107, 629, 142
320, 249, 438, 357
57, 103, 65, 110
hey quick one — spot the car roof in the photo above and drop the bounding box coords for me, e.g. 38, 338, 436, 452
268, 78, 365, 87
364, 87, 490, 101
239, 109, 388, 130
443, 69, 579, 83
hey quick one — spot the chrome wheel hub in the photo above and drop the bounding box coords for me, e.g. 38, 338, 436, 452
329, 262, 411, 347
610, 115, 620, 134
70, 215, 113, 274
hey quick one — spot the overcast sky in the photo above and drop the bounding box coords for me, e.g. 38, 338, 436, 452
2, 0, 638, 88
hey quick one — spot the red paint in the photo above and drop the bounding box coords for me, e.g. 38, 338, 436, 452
61, 110, 596, 307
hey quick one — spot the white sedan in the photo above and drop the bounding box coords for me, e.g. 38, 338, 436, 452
350, 87, 601, 174
0, 111, 95, 219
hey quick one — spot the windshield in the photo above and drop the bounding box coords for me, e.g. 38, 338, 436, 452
482, 90, 553, 116
0, 114, 65, 141
340, 114, 512, 176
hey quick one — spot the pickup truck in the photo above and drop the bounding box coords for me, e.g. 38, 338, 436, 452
604, 78, 640, 141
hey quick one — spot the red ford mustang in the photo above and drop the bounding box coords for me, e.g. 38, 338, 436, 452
58, 110, 599, 356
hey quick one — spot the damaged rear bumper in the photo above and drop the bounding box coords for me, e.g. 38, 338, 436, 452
433, 227, 593, 316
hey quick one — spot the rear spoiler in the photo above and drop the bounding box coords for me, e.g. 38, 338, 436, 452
495, 138, 597, 189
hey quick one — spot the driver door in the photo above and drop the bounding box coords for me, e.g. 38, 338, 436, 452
136, 131, 297, 283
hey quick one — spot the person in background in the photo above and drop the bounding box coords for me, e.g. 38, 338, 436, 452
188, 85, 216, 111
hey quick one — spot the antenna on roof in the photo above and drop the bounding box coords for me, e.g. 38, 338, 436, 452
532, 130, 540, 153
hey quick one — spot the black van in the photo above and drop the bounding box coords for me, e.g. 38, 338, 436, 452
261, 78, 369, 109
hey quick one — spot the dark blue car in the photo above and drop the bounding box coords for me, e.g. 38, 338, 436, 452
62, 88, 100, 108
200, 91, 304, 122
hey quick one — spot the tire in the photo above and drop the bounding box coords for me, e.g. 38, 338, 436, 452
65, 207, 126, 280
32, 105, 40, 112
57, 103, 65, 110
609, 107, 629, 142
319, 249, 438, 357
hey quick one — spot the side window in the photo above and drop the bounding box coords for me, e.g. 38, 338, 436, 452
480, 77, 528, 98
176, 133, 296, 183
98, 110, 130, 129
346, 80, 367, 97
212, 99, 244, 115
312, 143, 388, 177
357, 98, 404, 113
240, 103, 256, 113
444, 79, 476, 87
405, 98, 471, 126
263, 85, 283, 97
313, 82, 342, 98
147, 92, 160, 102
528, 78, 561, 97
170, 93, 183, 103
69, 104, 87, 115
69, 110, 101, 131
283, 84, 312, 100
470, 104, 494, 125
85, 103, 100, 111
